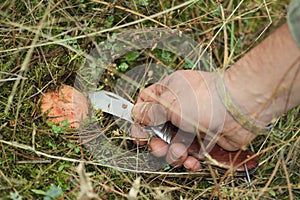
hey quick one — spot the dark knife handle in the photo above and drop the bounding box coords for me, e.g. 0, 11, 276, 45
146, 122, 259, 175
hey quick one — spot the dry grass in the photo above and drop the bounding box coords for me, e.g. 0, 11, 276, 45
0, 0, 299, 199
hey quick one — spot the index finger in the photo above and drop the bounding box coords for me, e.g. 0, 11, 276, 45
136, 83, 164, 103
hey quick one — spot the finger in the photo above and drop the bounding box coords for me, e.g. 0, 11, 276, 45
136, 83, 164, 103
183, 156, 202, 171
133, 87, 181, 126
130, 124, 150, 146
187, 139, 201, 156
133, 83, 170, 125
149, 138, 169, 158
218, 126, 256, 151
171, 130, 196, 145
166, 143, 188, 167
132, 102, 168, 126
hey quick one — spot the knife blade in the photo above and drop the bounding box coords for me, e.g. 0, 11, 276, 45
88, 90, 259, 176
88, 90, 172, 143
89, 90, 134, 123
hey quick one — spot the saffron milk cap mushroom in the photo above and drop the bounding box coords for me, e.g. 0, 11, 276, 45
41, 84, 89, 128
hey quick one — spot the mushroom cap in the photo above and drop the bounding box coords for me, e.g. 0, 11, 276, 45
41, 84, 88, 128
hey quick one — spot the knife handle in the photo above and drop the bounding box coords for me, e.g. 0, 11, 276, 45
145, 122, 259, 175
149, 122, 177, 144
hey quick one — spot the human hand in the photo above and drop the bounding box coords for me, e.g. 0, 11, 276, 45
131, 70, 257, 171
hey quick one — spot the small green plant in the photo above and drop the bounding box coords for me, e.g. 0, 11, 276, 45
138, 0, 149, 6
161, 51, 172, 62
117, 62, 129, 72
63, 35, 80, 50
125, 51, 140, 62
46, 140, 57, 150
51, 119, 69, 136
9, 191, 23, 200
58, 162, 71, 172
67, 143, 81, 154
183, 58, 194, 69
268, 189, 276, 197
105, 15, 114, 28
31, 184, 63, 200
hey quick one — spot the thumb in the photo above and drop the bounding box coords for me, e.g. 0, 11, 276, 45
132, 102, 168, 126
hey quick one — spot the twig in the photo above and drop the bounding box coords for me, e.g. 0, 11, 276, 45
281, 153, 294, 200
220, 5, 229, 67
16, 160, 52, 164
0, 139, 210, 175
0, 169, 16, 192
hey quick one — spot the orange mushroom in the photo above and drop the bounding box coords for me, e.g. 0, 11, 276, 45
41, 84, 89, 128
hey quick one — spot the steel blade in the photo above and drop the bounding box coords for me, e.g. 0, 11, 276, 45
89, 91, 134, 123
88, 91, 171, 143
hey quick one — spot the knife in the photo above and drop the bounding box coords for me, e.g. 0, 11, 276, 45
88, 90, 259, 176
89, 90, 172, 143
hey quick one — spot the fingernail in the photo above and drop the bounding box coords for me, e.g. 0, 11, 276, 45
132, 103, 148, 124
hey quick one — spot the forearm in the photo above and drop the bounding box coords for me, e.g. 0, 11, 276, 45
225, 23, 300, 125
